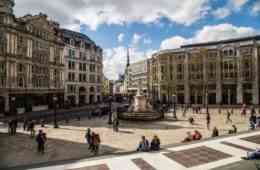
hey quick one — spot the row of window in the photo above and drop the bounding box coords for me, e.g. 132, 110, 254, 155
68, 61, 101, 72
67, 85, 101, 93
68, 49, 102, 61
68, 72, 101, 83
5, 33, 63, 63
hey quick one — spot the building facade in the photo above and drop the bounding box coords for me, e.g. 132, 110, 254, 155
149, 36, 260, 105
61, 29, 103, 106
0, 0, 64, 114
113, 74, 125, 95
102, 75, 113, 98
127, 60, 148, 95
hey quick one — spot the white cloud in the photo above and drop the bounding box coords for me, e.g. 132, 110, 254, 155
132, 33, 143, 46
103, 46, 154, 80
161, 36, 189, 50
213, 0, 249, 19
14, 0, 210, 30
212, 7, 231, 19
229, 0, 249, 10
160, 23, 258, 50
144, 38, 152, 45
252, 1, 260, 16
117, 33, 125, 43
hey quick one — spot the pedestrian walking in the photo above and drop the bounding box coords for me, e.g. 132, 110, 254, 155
85, 128, 92, 149
183, 105, 187, 117
218, 107, 222, 114
40, 119, 45, 128
206, 112, 211, 130
29, 120, 35, 138
23, 119, 28, 131
113, 118, 119, 132
226, 110, 232, 124
241, 104, 247, 117
8, 120, 12, 136
249, 114, 257, 130
12, 119, 17, 135
212, 127, 219, 137
92, 133, 101, 155
251, 106, 256, 116
36, 130, 47, 154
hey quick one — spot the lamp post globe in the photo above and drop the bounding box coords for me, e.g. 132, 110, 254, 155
53, 96, 59, 128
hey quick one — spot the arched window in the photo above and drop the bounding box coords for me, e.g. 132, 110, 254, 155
18, 77, 23, 87
89, 86, 95, 93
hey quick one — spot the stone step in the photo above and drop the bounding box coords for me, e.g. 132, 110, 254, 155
118, 112, 162, 121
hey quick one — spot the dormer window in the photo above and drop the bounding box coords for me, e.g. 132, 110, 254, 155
81, 41, 85, 48
222, 47, 236, 57
70, 39, 74, 46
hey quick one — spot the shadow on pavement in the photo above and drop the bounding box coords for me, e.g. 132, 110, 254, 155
0, 132, 120, 169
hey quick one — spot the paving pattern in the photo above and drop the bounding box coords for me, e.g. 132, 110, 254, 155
23, 131, 260, 170
68, 164, 109, 170
132, 158, 156, 170
221, 141, 254, 152
164, 146, 231, 168
242, 135, 260, 144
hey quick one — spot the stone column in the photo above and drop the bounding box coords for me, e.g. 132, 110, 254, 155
184, 52, 190, 104
6, 61, 10, 88
4, 93, 9, 112
216, 51, 222, 104
158, 59, 162, 102
253, 44, 259, 105
228, 89, 231, 105
75, 86, 79, 106
203, 52, 208, 106
13, 62, 17, 88
85, 91, 89, 104
236, 49, 243, 104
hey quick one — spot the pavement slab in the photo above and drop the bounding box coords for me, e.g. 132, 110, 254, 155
164, 146, 232, 168
67, 164, 109, 170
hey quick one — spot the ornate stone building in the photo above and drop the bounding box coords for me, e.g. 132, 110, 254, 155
102, 75, 113, 98
0, 0, 64, 114
61, 29, 103, 106
149, 36, 260, 105
127, 60, 148, 96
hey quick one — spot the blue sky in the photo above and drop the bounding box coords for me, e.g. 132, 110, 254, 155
81, 1, 260, 50
14, 0, 260, 79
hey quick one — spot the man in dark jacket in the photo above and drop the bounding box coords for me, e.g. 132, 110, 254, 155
36, 130, 47, 154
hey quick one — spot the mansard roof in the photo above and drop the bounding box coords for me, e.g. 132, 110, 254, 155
182, 35, 260, 48
60, 28, 94, 45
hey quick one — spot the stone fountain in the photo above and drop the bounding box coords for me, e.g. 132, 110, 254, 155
118, 84, 162, 121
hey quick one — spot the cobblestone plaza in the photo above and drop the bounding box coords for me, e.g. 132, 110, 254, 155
0, 108, 252, 168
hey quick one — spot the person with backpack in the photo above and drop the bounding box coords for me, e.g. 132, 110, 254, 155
36, 130, 47, 154
92, 133, 101, 155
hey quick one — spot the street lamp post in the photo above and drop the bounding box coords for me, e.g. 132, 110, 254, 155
206, 90, 209, 114
11, 97, 16, 116
108, 95, 113, 124
172, 94, 177, 119
53, 96, 59, 128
